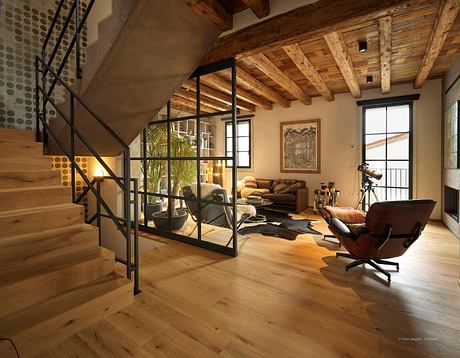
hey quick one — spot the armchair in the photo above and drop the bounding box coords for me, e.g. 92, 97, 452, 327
322, 200, 436, 283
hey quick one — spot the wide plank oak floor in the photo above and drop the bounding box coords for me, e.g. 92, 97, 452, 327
39, 215, 460, 357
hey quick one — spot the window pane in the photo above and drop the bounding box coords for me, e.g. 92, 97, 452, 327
387, 188, 409, 201
365, 134, 386, 160
387, 133, 409, 160
237, 122, 250, 136
387, 161, 409, 188
237, 137, 249, 151
226, 138, 233, 151
387, 105, 410, 133
238, 152, 250, 167
365, 107, 386, 134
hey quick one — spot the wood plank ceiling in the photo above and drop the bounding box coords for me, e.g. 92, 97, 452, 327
173, 0, 460, 114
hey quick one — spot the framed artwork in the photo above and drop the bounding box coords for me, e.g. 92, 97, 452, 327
280, 119, 321, 174
444, 101, 459, 169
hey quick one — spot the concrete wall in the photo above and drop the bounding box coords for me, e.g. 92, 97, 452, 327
225, 80, 443, 219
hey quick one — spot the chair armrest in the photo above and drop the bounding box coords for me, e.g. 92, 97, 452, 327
330, 217, 353, 238
295, 187, 308, 213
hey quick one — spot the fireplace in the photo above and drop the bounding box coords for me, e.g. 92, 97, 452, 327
444, 186, 459, 221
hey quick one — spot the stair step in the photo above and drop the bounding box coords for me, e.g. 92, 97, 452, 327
0, 169, 61, 189
0, 128, 35, 142
0, 155, 52, 170
0, 246, 115, 317
0, 273, 133, 358
0, 138, 42, 156
0, 224, 98, 272
0, 186, 71, 211
0, 203, 84, 239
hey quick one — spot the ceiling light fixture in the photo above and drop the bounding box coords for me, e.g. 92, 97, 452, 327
359, 41, 368, 53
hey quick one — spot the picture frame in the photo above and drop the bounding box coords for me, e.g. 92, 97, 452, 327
280, 119, 321, 174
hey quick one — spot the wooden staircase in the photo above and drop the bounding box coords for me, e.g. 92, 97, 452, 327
0, 128, 133, 358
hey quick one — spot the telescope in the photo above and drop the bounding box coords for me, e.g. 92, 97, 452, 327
356, 163, 382, 209
357, 163, 382, 180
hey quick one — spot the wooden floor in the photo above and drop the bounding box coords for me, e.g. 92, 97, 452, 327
38, 214, 460, 358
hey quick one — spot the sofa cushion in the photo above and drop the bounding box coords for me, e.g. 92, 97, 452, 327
272, 183, 288, 193
257, 179, 273, 190
262, 193, 296, 203
279, 181, 304, 194
271, 179, 305, 191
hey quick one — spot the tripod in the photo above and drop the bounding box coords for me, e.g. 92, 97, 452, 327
356, 176, 379, 209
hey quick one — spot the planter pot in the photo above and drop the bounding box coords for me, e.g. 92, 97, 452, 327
144, 202, 163, 220
152, 209, 188, 231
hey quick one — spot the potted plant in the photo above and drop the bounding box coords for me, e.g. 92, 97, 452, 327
141, 124, 167, 220
152, 132, 196, 231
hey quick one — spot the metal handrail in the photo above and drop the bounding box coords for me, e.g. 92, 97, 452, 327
35, 0, 139, 294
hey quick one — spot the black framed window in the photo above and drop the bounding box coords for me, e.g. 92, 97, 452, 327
225, 119, 251, 168
362, 101, 413, 209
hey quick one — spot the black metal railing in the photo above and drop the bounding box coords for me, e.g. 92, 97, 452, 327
35, 0, 139, 294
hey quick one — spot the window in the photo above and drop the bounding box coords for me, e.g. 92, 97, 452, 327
226, 119, 251, 168
362, 102, 413, 209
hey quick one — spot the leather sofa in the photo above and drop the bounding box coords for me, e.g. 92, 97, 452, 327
239, 178, 308, 213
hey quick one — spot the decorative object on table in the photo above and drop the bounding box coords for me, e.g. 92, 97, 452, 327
323, 200, 436, 284
444, 100, 459, 169
280, 119, 321, 174
313, 181, 340, 214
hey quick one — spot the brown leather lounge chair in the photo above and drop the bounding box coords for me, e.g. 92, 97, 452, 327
322, 200, 436, 283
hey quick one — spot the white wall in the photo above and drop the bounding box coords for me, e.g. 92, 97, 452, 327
230, 80, 442, 219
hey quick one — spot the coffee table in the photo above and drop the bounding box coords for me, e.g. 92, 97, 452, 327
237, 198, 273, 223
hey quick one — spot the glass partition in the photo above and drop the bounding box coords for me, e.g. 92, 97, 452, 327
131, 59, 238, 256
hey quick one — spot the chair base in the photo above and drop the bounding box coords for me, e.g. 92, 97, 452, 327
336, 252, 399, 284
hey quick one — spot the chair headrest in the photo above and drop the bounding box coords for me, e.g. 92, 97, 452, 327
366, 199, 436, 235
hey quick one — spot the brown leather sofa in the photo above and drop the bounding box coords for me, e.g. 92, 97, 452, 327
240, 178, 308, 213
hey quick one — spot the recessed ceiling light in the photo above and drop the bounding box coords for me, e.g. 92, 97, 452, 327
359, 41, 368, 53
366, 75, 373, 83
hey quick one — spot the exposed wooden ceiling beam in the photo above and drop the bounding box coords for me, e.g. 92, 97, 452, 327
324, 31, 361, 98
170, 96, 215, 113
183, 0, 233, 31
201, 0, 427, 65
283, 43, 334, 101
379, 16, 392, 94
414, 0, 460, 89
246, 54, 311, 105
175, 88, 229, 112
182, 81, 256, 112
201, 74, 273, 110
228, 66, 290, 108
241, 0, 270, 19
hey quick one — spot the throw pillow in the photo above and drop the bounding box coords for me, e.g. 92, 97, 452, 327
243, 176, 257, 188
272, 183, 288, 193
279, 182, 303, 194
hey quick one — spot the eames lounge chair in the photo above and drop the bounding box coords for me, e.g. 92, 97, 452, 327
322, 200, 436, 283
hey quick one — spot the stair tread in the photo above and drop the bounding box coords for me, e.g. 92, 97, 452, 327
0, 273, 132, 337
0, 203, 82, 218
0, 185, 66, 193
0, 169, 59, 173
0, 246, 113, 287
0, 223, 95, 241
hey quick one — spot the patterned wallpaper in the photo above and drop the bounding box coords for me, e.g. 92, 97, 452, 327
0, 0, 88, 129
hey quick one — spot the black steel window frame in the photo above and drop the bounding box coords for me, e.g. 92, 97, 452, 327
361, 99, 414, 207
225, 118, 252, 169
131, 58, 239, 257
